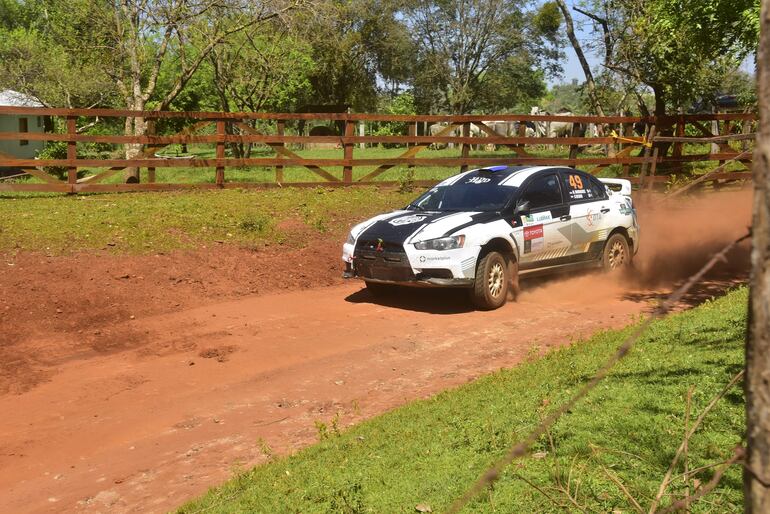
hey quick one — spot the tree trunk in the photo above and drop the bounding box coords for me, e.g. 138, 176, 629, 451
555, 0, 605, 122
651, 85, 673, 158
124, 107, 147, 183
745, 1, 770, 511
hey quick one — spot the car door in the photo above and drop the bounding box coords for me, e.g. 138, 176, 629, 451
559, 169, 612, 260
512, 171, 572, 267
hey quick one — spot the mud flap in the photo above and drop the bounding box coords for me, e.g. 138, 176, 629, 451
507, 258, 520, 301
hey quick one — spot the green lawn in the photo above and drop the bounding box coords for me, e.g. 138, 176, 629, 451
0, 187, 415, 254
178, 288, 748, 513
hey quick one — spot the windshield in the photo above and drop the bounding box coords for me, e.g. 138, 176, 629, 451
408, 182, 518, 212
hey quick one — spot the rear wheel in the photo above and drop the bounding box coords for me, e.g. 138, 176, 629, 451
471, 251, 509, 310
602, 233, 631, 271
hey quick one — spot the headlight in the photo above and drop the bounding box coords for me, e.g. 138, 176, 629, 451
414, 235, 465, 251
345, 232, 355, 245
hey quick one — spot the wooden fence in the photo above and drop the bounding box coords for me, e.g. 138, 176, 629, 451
0, 107, 756, 194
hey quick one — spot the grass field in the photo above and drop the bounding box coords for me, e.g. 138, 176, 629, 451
177, 287, 747, 514
0, 187, 415, 254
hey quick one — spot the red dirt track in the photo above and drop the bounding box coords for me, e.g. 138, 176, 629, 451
0, 192, 752, 513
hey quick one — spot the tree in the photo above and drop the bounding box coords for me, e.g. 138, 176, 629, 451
404, 0, 562, 114
209, 25, 314, 157
293, 0, 411, 112
1, 0, 304, 181
103, 0, 303, 180
554, 0, 604, 117
574, 0, 759, 115
745, 1, 770, 511
0, 0, 119, 108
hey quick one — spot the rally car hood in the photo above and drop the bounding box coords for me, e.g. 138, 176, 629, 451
352, 210, 493, 245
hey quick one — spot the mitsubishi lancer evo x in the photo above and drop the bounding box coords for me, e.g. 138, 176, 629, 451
342, 165, 639, 310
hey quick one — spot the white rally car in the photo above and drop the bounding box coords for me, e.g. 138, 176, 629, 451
342, 165, 639, 309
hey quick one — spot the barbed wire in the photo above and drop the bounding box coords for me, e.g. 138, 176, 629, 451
446, 230, 751, 514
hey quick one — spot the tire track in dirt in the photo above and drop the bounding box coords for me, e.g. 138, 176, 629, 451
1, 280, 653, 513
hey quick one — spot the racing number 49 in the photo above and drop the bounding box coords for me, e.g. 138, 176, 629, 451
568, 174, 584, 189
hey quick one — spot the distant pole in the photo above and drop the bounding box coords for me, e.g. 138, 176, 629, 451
745, 0, 770, 511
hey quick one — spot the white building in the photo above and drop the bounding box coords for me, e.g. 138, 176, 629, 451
0, 89, 46, 160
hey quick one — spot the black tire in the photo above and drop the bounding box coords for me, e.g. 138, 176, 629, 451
602, 233, 631, 271
471, 251, 509, 310
364, 281, 395, 296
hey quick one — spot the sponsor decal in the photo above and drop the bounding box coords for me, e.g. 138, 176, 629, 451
619, 203, 633, 215
521, 211, 552, 226
419, 255, 451, 263
388, 214, 428, 226
585, 209, 602, 227
524, 224, 544, 240
466, 176, 491, 184
523, 223, 544, 254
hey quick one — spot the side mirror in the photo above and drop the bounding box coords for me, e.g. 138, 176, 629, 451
514, 200, 531, 216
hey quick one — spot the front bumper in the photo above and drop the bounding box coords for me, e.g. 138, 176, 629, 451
342, 241, 477, 287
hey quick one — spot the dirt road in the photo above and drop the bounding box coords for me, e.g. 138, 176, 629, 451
0, 191, 752, 513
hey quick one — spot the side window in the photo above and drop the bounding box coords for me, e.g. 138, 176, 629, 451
562, 171, 606, 201
520, 173, 563, 210
587, 175, 609, 200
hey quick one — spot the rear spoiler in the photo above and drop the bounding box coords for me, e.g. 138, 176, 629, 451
599, 178, 632, 196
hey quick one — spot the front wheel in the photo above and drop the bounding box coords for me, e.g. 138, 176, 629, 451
602, 233, 631, 271
471, 251, 510, 310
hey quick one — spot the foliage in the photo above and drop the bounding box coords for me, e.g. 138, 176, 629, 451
540, 81, 588, 114
575, 0, 760, 114
209, 25, 315, 113
177, 288, 748, 513
0, 0, 118, 108
372, 93, 417, 145
405, 0, 562, 114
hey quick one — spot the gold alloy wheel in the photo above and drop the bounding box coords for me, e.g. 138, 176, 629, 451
608, 239, 626, 269
488, 261, 505, 297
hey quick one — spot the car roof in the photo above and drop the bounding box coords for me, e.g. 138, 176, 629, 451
436, 166, 561, 188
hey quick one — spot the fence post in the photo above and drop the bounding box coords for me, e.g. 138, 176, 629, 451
461, 122, 470, 172
672, 115, 685, 159
147, 119, 156, 183
276, 119, 285, 183
358, 121, 366, 150
343, 119, 354, 182
66, 116, 77, 191
408, 122, 417, 173
568, 123, 581, 168
621, 124, 633, 177
216, 120, 225, 187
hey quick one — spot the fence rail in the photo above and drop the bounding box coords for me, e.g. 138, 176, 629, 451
0, 107, 756, 194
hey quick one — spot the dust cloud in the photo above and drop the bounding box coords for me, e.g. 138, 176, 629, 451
520, 190, 753, 304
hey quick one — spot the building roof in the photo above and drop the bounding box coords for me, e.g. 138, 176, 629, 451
0, 90, 44, 108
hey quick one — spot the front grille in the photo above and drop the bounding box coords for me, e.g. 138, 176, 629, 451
354, 239, 414, 281
356, 239, 406, 254
355, 261, 415, 281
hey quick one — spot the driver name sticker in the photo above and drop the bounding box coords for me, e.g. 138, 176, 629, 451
388, 214, 428, 226
523, 224, 544, 254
